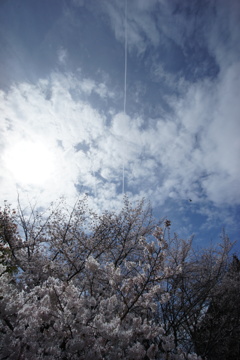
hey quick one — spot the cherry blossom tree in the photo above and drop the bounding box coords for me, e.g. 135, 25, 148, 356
0, 197, 237, 359
156, 232, 235, 356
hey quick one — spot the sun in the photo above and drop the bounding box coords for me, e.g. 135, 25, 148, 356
4, 140, 55, 186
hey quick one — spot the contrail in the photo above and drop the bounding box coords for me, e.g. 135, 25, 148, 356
122, 0, 128, 195
123, 0, 128, 115
122, 162, 125, 195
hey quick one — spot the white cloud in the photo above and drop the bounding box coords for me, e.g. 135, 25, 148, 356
208, 0, 240, 69
0, 73, 108, 208
79, 78, 113, 99
1, 55, 239, 220
101, 0, 160, 55
58, 47, 68, 65
170, 62, 240, 205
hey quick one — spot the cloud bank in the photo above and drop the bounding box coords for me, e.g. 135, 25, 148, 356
1, 64, 239, 209
0, 0, 239, 242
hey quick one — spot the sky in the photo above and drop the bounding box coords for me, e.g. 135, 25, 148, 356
0, 0, 240, 250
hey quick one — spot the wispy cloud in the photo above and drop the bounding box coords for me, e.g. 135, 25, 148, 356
1, 60, 239, 212
0, 0, 239, 243
58, 47, 68, 65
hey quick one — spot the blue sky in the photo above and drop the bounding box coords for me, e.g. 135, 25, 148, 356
0, 0, 239, 249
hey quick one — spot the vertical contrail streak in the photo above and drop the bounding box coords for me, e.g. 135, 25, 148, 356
123, 0, 128, 115
122, 0, 128, 195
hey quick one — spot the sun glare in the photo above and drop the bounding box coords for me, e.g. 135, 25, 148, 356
4, 140, 55, 186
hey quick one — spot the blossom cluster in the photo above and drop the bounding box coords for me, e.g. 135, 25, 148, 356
1, 198, 233, 359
